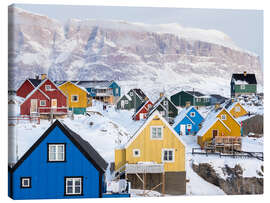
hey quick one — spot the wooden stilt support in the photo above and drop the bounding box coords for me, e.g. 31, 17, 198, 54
162, 172, 165, 196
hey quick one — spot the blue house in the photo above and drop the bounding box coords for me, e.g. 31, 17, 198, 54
173, 106, 204, 136
8, 120, 108, 200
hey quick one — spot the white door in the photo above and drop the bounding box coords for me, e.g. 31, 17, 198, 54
139, 113, 145, 120
121, 100, 125, 108
51, 99, 57, 109
180, 125, 186, 135
30, 99, 38, 113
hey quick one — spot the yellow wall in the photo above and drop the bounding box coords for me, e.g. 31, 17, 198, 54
197, 109, 241, 147
59, 82, 88, 108
115, 148, 126, 171
229, 103, 248, 118
123, 115, 185, 172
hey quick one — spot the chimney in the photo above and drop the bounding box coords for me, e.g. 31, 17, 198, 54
231, 98, 234, 103
160, 92, 164, 98
41, 74, 47, 80
144, 96, 149, 101
185, 101, 191, 108
215, 103, 220, 110
35, 75, 39, 80
243, 71, 247, 77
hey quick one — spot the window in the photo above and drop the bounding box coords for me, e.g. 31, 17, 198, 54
151, 126, 163, 139
163, 100, 168, 105
196, 98, 201, 102
240, 84, 245, 90
45, 85, 51, 91
133, 149, 140, 157
221, 114, 226, 120
48, 144, 65, 162
21, 177, 31, 188
187, 124, 192, 130
130, 92, 133, 96
65, 177, 83, 196
71, 95, 78, 102
40, 100, 46, 106
190, 112, 195, 117
162, 149, 174, 162
115, 88, 119, 95
235, 106, 241, 112
125, 100, 128, 104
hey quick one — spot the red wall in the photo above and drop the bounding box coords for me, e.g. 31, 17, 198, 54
16, 80, 35, 98
135, 100, 153, 120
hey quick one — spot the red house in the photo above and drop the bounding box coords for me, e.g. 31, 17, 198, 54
132, 100, 153, 121
16, 78, 42, 98
20, 78, 68, 117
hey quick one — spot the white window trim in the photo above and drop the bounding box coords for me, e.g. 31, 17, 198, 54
71, 95, 79, 102
65, 177, 82, 195
240, 84, 245, 90
190, 112, 195, 117
162, 149, 175, 163
150, 126, 163, 140
45, 85, 51, 91
40, 100, 46, 106
133, 149, 140, 157
21, 177, 31, 188
235, 106, 241, 112
221, 114, 227, 120
130, 92, 133, 96
163, 100, 168, 105
187, 124, 192, 130
48, 144, 65, 162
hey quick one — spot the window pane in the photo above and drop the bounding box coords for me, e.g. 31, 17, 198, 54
58, 153, 64, 160
23, 179, 29, 186
67, 180, 73, 186
58, 145, 64, 152
67, 186, 73, 194
49, 152, 56, 161
50, 145, 56, 152
75, 186, 81, 194
169, 151, 173, 160
75, 179, 81, 186
164, 151, 168, 160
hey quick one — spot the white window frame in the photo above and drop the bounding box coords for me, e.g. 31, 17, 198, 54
45, 85, 51, 91
133, 149, 140, 157
240, 84, 245, 90
65, 177, 82, 195
221, 114, 226, 120
190, 112, 195, 117
115, 88, 119, 95
130, 92, 133, 96
71, 95, 79, 102
196, 98, 201, 102
163, 100, 168, 105
48, 144, 65, 162
187, 124, 192, 130
162, 149, 175, 163
235, 106, 241, 112
40, 100, 46, 106
150, 126, 163, 140
125, 100, 128, 104
21, 177, 31, 188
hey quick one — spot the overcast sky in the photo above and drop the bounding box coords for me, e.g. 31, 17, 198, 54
14, 4, 263, 66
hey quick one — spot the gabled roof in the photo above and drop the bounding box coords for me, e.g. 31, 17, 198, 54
132, 100, 152, 118
9, 120, 108, 173
76, 80, 113, 89
210, 94, 227, 102
28, 79, 42, 87
59, 81, 88, 94
223, 99, 247, 113
173, 106, 196, 128
131, 88, 147, 101
231, 73, 257, 84
148, 96, 177, 117
124, 111, 186, 149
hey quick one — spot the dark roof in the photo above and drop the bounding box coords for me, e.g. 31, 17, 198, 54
232, 73, 257, 84
132, 89, 147, 100
186, 91, 205, 97
210, 94, 227, 103
28, 78, 42, 87
9, 120, 108, 173
224, 99, 233, 109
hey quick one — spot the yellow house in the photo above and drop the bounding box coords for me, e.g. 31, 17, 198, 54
227, 101, 248, 118
115, 111, 186, 195
58, 81, 92, 114
197, 107, 241, 148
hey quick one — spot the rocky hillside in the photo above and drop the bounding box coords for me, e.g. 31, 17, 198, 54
8, 6, 263, 98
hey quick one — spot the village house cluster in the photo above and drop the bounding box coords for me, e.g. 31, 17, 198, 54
8, 71, 259, 199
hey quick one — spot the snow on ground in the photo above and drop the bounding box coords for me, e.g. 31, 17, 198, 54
8, 98, 263, 196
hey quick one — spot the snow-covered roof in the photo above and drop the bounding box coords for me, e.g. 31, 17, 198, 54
124, 111, 187, 149
59, 81, 89, 94
232, 73, 257, 84
76, 80, 113, 89
173, 106, 195, 128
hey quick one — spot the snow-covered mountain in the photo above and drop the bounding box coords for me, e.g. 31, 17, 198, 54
8, 6, 263, 99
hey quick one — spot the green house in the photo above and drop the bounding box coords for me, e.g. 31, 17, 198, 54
170, 90, 211, 107
231, 72, 257, 98
116, 88, 147, 110
147, 94, 178, 123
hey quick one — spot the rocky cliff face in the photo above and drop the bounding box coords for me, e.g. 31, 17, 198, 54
8, 6, 263, 98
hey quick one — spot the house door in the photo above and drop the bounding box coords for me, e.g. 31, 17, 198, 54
121, 100, 125, 108
139, 113, 145, 120
51, 99, 57, 109
180, 125, 186, 135
30, 99, 38, 113
212, 130, 218, 139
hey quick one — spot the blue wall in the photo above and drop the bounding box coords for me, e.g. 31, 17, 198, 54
11, 126, 102, 199
174, 107, 204, 135
109, 82, 121, 97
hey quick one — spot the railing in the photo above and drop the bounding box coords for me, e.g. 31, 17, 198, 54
37, 107, 68, 115
8, 115, 40, 125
